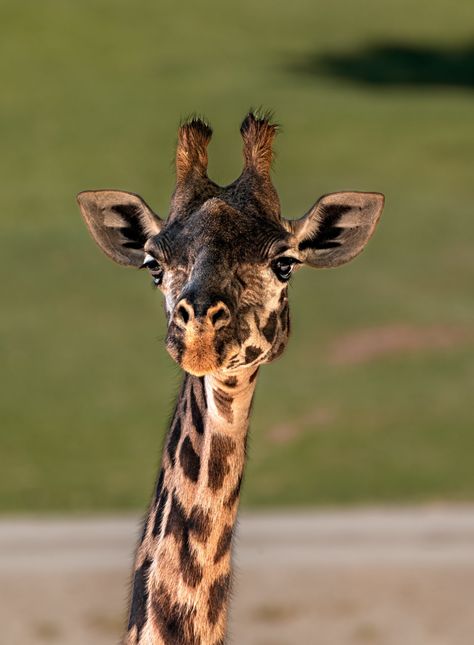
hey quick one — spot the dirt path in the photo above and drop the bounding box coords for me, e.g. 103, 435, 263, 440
1, 507, 474, 644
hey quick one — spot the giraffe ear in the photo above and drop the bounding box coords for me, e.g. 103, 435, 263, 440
286, 191, 384, 268
77, 190, 163, 267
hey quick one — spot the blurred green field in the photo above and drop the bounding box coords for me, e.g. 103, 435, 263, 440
1, 0, 473, 512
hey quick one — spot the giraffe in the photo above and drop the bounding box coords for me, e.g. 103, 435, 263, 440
77, 112, 384, 645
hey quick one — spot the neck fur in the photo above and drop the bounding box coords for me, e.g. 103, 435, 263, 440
124, 367, 258, 645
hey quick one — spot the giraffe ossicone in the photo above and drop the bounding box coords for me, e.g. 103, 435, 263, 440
78, 112, 384, 644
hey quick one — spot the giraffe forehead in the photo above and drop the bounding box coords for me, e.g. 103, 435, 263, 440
158, 202, 289, 266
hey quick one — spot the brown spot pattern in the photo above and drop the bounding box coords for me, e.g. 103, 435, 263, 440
179, 436, 201, 483
190, 381, 205, 435
127, 556, 152, 639
245, 345, 262, 363
249, 368, 259, 383
188, 506, 212, 543
167, 417, 182, 465
151, 582, 199, 645
214, 525, 233, 564
152, 487, 169, 538
213, 388, 234, 423
224, 474, 243, 509
165, 493, 203, 588
208, 573, 231, 626
198, 376, 207, 405
262, 311, 278, 343
154, 469, 165, 499
208, 435, 236, 492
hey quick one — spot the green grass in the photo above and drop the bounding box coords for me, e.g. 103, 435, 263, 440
1, 0, 473, 511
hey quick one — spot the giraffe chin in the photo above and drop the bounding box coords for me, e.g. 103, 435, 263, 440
182, 365, 216, 377
179, 342, 220, 377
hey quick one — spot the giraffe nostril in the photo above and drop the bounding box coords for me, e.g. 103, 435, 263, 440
178, 305, 190, 324
209, 303, 231, 329
175, 301, 194, 327
211, 309, 225, 326
174, 299, 230, 330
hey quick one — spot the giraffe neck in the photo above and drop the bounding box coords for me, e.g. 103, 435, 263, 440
124, 367, 258, 645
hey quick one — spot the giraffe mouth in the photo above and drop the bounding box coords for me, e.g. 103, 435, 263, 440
166, 323, 237, 376
180, 344, 220, 376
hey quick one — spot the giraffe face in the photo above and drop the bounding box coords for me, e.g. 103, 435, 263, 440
143, 199, 294, 375
78, 113, 384, 377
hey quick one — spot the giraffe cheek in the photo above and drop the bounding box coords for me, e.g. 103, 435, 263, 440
165, 329, 185, 365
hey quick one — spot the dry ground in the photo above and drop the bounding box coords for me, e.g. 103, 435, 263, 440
1, 507, 474, 645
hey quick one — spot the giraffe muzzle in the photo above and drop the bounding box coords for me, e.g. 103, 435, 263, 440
166, 298, 235, 375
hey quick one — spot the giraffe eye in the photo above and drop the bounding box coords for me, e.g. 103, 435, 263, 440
141, 254, 164, 286
272, 257, 298, 282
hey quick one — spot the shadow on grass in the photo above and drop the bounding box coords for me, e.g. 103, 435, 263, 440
291, 42, 474, 90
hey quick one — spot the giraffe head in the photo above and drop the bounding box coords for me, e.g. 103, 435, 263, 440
78, 113, 384, 376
